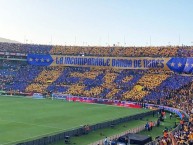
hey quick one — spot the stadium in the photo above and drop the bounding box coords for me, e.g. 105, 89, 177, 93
1, 0, 193, 145
0, 42, 192, 145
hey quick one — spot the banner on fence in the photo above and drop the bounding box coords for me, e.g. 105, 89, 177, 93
52, 94, 141, 108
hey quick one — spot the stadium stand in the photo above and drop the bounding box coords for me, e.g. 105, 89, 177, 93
0, 60, 43, 92
1, 43, 193, 101
25, 66, 63, 93
2, 42, 193, 144
1, 42, 193, 56
151, 92, 193, 145
0, 42, 52, 54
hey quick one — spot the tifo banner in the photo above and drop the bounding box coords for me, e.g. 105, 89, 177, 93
27, 54, 53, 66
27, 54, 193, 73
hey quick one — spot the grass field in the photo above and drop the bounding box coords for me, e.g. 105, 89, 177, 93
52, 113, 178, 145
0, 96, 150, 145
53, 115, 158, 145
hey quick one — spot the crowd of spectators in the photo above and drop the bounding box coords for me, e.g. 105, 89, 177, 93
2, 59, 193, 105
140, 80, 193, 145
0, 42, 52, 54
2, 42, 193, 144
1, 42, 193, 57
0, 60, 44, 92
154, 94, 193, 145
50, 45, 193, 57
25, 66, 63, 93
122, 73, 169, 101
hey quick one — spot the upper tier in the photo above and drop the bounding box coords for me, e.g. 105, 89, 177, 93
0, 42, 193, 57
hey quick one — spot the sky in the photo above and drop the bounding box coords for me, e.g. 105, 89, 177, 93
0, 0, 193, 46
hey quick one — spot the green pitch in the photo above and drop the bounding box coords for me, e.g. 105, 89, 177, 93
0, 96, 149, 145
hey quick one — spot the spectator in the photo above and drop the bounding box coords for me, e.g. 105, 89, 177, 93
145, 122, 150, 131
104, 137, 108, 145
170, 113, 172, 119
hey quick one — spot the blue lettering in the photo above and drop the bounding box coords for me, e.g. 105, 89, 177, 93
65, 57, 73, 64
112, 59, 116, 67
106, 59, 110, 66
56, 57, 60, 64
59, 57, 64, 64
134, 60, 141, 68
